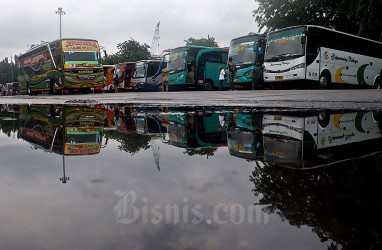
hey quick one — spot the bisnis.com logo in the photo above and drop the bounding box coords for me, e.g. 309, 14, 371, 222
114, 190, 269, 225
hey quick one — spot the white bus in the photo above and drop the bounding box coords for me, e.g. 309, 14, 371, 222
262, 111, 382, 168
263, 25, 382, 88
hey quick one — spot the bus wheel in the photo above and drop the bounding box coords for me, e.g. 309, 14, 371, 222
27, 84, 33, 96
158, 83, 164, 92
318, 72, 331, 89
374, 77, 382, 89
204, 80, 213, 91
318, 109, 330, 128
161, 81, 168, 92
50, 81, 59, 95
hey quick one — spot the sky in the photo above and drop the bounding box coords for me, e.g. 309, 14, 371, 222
0, 0, 260, 60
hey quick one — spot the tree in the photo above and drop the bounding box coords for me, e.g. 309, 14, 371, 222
184, 36, 218, 47
0, 58, 17, 84
103, 38, 151, 64
105, 130, 151, 155
253, 0, 382, 41
183, 147, 217, 157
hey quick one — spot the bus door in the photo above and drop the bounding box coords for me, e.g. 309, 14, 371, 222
146, 62, 160, 88
196, 57, 205, 83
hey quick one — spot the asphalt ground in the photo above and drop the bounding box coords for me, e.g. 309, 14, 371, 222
1, 89, 382, 110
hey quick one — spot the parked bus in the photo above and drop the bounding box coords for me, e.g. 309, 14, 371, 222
228, 33, 266, 89
132, 60, 167, 91
4, 82, 19, 95
19, 105, 105, 155
16, 39, 104, 95
166, 46, 228, 91
114, 62, 135, 91
102, 65, 115, 92
263, 25, 382, 88
261, 110, 382, 168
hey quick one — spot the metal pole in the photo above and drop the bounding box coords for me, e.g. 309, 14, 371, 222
55, 7, 66, 39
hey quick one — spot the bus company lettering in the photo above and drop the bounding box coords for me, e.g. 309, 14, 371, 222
269, 129, 289, 135
65, 40, 98, 48
328, 132, 356, 144
330, 53, 359, 64
270, 62, 290, 67
23, 53, 46, 65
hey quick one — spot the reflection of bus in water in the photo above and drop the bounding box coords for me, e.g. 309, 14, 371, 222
19, 105, 105, 155
114, 105, 136, 134
227, 110, 263, 160
262, 111, 382, 168
167, 109, 227, 148
134, 112, 166, 135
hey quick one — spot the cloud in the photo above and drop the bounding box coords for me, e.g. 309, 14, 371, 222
0, 0, 259, 58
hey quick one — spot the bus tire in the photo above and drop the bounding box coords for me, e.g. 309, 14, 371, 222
318, 109, 330, 128
27, 84, 33, 96
204, 80, 213, 91
374, 76, 382, 89
162, 81, 168, 92
318, 72, 331, 89
50, 78, 60, 95
371, 110, 382, 130
158, 83, 164, 92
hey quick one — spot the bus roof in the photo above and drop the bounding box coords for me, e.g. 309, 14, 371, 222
230, 33, 262, 42
171, 45, 228, 51
17, 38, 100, 57
269, 25, 382, 45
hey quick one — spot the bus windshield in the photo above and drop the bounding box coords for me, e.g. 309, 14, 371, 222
169, 48, 187, 70
228, 35, 258, 65
66, 130, 101, 144
115, 64, 125, 78
169, 123, 187, 143
263, 135, 302, 164
64, 51, 100, 64
265, 28, 306, 62
134, 62, 146, 78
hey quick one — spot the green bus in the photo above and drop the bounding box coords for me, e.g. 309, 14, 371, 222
166, 46, 228, 91
228, 33, 266, 89
16, 38, 104, 95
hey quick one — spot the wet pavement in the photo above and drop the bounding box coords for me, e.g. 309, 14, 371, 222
1, 89, 382, 110
0, 103, 381, 249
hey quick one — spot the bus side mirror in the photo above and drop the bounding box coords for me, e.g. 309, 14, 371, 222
253, 41, 258, 53
301, 36, 306, 45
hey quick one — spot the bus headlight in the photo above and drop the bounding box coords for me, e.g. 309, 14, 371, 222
176, 74, 184, 80
244, 70, 253, 77
65, 75, 77, 82
290, 63, 305, 71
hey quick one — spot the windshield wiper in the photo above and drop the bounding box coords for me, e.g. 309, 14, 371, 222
265, 53, 303, 62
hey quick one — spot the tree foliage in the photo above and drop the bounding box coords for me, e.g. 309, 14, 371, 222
253, 0, 382, 41
184, 36, 218, 47
0, 58, 17, 84
105, 130, 151, 155
103, 38, 151, 65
